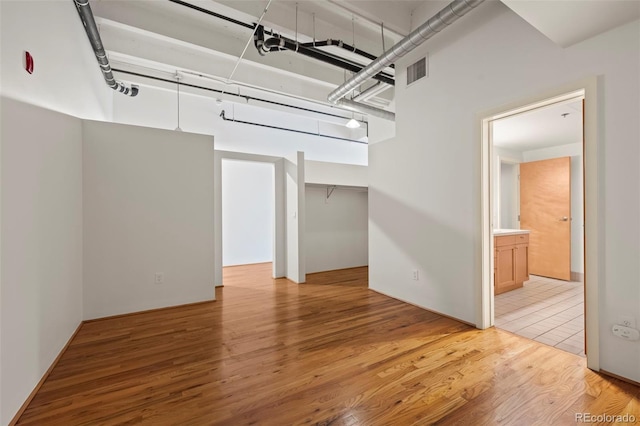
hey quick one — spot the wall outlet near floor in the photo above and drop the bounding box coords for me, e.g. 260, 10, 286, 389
612, 324, 640, 341
412, 269, 419, 281
618, 315, 636, 328
155, 272, 164, 284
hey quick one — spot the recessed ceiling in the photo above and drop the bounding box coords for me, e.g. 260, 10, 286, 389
89, 0, 638, 125
492, 100, 583, 152
92, 0, 402, 109
501, 0, 640, 47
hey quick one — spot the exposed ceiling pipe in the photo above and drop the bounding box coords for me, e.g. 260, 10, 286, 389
168, 0, 388, 73
168, 0, 254, 31
254, 27, 395, 86
112, 68, 368, 125
336, 98, 395, 121
325, 0, 407, 39
73, 0, 139, 96
352, 82, 390, 103
219, 110, 368, 145
327, 0, 484, 105
299, 39, 394, 68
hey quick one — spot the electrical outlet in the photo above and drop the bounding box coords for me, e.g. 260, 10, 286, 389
618, 316, 636, 329
155, 272, 164, 284
412, 269, 419, 281
612, 324, 640, 341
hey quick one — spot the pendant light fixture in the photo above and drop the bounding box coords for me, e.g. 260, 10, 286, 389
346, 111, 360, 129
175, 72, 182, 131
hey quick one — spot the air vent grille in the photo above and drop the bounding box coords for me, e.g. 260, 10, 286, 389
407, 57, 426, 85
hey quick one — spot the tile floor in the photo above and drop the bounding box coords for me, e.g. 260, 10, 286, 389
495, 275, 585, 357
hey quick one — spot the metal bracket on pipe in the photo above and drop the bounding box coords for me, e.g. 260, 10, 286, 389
327, 0, 484, 104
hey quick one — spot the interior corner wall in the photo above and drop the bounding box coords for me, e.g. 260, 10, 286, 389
82, 121, 215, 320
222, 159, 274, 266
367, 115, 396, 145
305, 187, 368, 274
0, 1, 112, 120
368, 1, 639, 382
285, 152, 306, 283
1, 98, 84, 425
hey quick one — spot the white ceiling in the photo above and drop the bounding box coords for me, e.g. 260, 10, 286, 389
502, 0, 640, 47
90, 0, 639, 122
92, 0, 407, 109
492, 100, 583, 152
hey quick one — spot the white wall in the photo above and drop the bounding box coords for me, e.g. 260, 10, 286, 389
286, 152, 306, 283
1, 99, 84, 425
305, 187, 368, 274
500, 162, 516, 229
0, 1, 112, 120
369, 1, 639, 382
222, 160, 274, 266
305, 160, 368, 187
493, 146, 523, 227
112, 83, 368, 165
82, 121, 215, 319
368, 114, 396, 145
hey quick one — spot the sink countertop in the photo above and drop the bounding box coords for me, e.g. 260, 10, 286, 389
493, 229, 530, 236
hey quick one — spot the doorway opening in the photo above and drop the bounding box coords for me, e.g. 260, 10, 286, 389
480, 85, 600, 366
214, 151, 286, 287
221, 159, 275, 270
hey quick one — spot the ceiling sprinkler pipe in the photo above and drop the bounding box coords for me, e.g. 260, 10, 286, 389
327, 0, 484, 104
73, 0, 139, 96
253, 26, 395, 85
336, 98, 395, 121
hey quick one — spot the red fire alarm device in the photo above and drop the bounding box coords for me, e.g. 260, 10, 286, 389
25, 51, 34, 74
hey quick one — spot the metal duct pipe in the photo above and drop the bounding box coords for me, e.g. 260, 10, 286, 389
299, 39, 394, 68
352, 82, 389, 102
336, 98, 395, 121
327, 0, 484, 103
74, 0, 139, 96
259, 37, 286, 56
254, 27, 395, 86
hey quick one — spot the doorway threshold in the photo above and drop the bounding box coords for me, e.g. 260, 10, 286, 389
495, 275, 585, 357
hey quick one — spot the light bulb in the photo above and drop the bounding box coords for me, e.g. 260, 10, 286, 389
346, 118, 360, 129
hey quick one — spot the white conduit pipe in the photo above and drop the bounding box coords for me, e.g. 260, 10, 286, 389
74, 0, 139, 96
327, 0, 484, 120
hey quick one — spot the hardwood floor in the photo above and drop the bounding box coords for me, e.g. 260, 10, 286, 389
16, 263, 639, 425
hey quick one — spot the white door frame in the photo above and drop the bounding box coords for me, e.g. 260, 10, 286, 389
477, 77, 600, 371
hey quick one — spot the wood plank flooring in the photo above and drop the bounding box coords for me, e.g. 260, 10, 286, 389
16, 263, 640, 425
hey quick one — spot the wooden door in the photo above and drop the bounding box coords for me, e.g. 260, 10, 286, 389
520, 157, 571, 280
